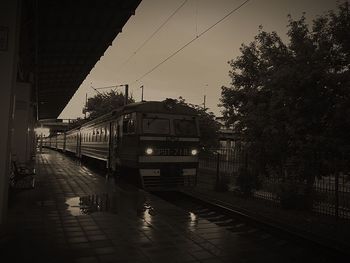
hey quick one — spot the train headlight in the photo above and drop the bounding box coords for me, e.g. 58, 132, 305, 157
191, 149, 198, 156
145, 147, 153, 155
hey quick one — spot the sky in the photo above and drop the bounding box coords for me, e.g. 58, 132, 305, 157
59, 0, 340, 119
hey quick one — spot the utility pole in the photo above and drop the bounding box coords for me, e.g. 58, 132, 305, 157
203, 84, 208, 109
140, 85, 144, 101
84, 93, 87, 119
124, 84, 129, 105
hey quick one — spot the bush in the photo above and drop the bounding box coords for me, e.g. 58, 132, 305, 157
235, 167, 260, 197
277, 181, 313, 210
214, 174, 230, 192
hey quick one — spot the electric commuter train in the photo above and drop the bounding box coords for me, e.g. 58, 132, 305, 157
43, 99, 200, 189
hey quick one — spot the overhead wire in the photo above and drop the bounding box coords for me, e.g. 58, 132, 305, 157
116, 0, 189, 72
132, 0, 251, 84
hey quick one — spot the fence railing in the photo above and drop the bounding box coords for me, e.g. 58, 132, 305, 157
198, 148, 350, 220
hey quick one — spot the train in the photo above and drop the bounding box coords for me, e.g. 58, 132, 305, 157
42, 99, 200, 189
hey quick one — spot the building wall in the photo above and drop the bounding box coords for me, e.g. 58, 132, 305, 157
0, 0, 20, 225
12, 82, 35, 164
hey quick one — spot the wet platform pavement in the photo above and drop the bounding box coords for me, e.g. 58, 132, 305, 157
1, 149, 337, 262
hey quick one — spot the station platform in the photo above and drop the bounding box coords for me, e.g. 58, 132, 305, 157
1, 149, 333, 263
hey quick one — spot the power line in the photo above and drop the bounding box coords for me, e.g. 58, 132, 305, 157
132, 0, 251, 84
117, 0, 188, 72
95, 84, 128, 90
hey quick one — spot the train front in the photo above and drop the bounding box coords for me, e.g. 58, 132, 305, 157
138, 105, 200, 189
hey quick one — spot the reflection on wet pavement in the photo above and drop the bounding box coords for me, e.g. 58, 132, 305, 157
65, 194, 110, 216
5, 149, 342, 263
64, 180, 157, 221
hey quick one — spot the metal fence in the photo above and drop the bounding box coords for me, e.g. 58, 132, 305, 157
198, 148, 350, 220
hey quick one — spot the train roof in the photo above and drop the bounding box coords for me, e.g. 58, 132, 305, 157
80, 99, 198, 128
123, 99, 198, 115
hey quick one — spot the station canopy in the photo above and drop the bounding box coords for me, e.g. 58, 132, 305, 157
19, 0, 142, 120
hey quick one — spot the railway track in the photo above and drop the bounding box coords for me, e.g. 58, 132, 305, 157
151, 190, 347, 262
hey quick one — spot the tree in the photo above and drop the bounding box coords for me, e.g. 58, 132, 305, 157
175, 97, 220, 148
68, 117, 87, 129
83, 90, 134, 119
220, 2, 350, 203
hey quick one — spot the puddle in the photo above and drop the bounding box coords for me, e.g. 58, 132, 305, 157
65, 193, 111, 216
65, 189, 155, 218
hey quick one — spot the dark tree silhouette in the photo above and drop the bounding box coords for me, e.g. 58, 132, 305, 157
83, 90, 134, 119
220, 2, 350, 199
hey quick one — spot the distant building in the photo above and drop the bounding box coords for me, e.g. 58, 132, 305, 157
215, 117, 240, 149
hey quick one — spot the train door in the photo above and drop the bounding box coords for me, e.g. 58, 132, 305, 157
76, 132, 81, 158
109, 121, 120, 171
108, 122, 113, 170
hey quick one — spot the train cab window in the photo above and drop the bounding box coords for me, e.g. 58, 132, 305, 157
174, 119, 198, 136
128, 119, 135, 133
143, 118, 170, 134
123, 113, 136, 134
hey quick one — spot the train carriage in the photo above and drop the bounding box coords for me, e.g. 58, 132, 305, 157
50, 134, 58, 150
42, 136, 48, 148
80, 115, 111, 162
56, 133, 66, 151
65, 128, 80, 156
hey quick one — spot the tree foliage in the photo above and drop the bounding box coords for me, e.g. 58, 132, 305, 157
83, 90, 134, 119
220, 2, 350, 186
68, 117, 87, 129
175, 97, 220, 148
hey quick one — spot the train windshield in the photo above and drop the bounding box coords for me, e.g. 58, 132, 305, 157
143, 118, 170, 134
174, 119, 197, 136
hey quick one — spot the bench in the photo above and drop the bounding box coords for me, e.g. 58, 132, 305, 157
9, 160, 35, 190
